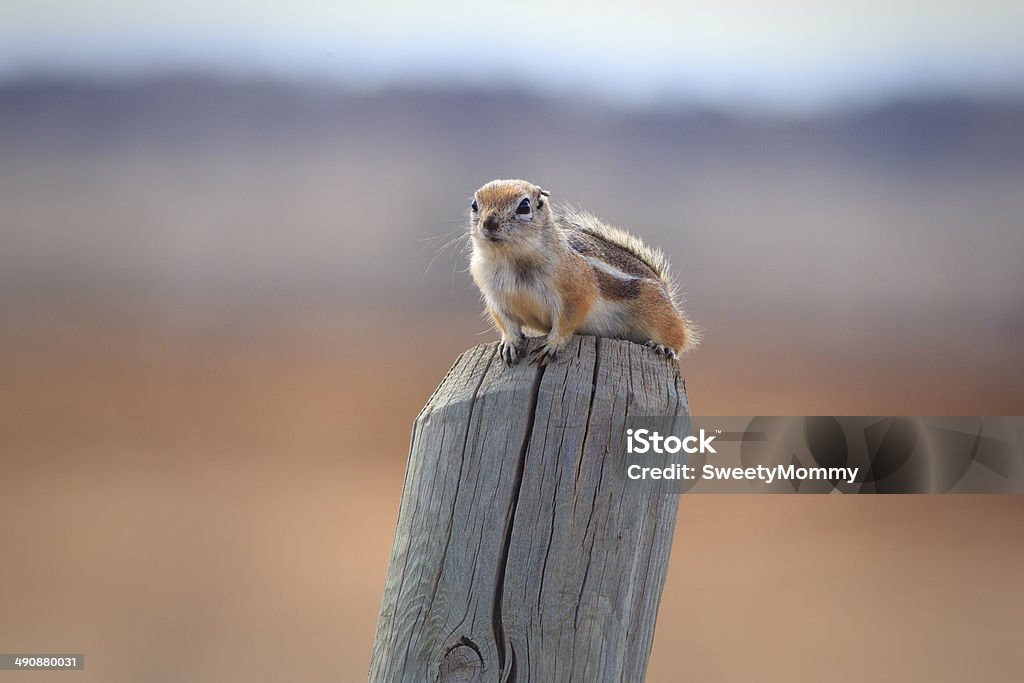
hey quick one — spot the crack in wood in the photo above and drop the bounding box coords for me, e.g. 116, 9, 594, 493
492, 362, 545, 678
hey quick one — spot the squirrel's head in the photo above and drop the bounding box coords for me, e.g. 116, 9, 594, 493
469, 179, 553, 252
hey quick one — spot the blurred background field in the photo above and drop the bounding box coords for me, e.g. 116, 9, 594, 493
2, 2, 1024, 681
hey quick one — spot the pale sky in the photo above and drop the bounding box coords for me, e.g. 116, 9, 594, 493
2, 0, 1023, 109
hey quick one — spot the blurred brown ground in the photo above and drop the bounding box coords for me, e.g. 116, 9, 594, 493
1, 303, 1022, 682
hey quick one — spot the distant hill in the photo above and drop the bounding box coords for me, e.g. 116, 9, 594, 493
2, 75, 1023, 171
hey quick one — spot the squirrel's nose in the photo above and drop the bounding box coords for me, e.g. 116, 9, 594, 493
482, 215, 499, 232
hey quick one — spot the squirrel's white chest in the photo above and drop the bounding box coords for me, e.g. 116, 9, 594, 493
471, 254, 559, 332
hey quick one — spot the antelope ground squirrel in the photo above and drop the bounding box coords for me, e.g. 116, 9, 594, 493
469, 179, 698, 366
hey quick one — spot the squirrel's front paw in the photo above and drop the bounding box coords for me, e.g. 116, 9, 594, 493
498, 334, 527, 366
529, 340, 563, 366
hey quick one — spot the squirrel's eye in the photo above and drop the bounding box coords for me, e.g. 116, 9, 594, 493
516, 198, 531, 215
471, 198, 479, 212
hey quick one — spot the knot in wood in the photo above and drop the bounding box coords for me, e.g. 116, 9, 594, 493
438, 643, 483, 683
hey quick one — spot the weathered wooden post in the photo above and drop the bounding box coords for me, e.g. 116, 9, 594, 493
370, 335, 690, 682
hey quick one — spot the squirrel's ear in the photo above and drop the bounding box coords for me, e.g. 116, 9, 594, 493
539, 188, 551, 197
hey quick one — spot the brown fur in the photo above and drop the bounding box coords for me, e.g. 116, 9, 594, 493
566, 231, 659, 280
631, 280, 692, 352
475, 182, 529, 207
594, 268, 643, 300
551, 259, 597, 344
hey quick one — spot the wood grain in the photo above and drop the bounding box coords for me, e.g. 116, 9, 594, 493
370, 335, 690, 682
